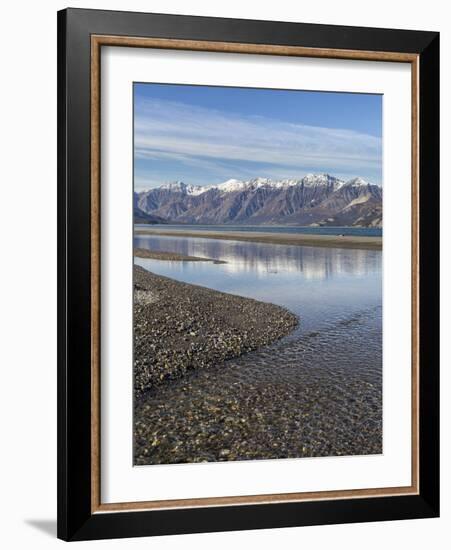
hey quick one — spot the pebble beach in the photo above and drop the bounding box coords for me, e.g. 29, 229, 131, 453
134, 265, 298, 396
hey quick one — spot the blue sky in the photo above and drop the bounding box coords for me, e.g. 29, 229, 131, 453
134, 83, 382, 191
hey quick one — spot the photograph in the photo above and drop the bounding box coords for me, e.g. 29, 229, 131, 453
132, 82, 383, 466
53, 5, 440, 542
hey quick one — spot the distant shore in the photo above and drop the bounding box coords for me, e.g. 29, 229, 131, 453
133, 265, 298, 396
134, 247, 226, 263
135, 228, 382, 250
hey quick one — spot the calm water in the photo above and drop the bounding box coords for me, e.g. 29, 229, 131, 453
134, 234, 382, 335
135, 224, 382, 238
134, 234, 383, 463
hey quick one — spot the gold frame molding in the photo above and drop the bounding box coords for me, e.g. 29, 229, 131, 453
90, 35, 420, 514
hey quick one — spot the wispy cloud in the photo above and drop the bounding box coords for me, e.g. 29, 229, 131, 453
134, 98, 382, 188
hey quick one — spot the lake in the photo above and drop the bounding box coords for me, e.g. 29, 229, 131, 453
134, 233, 383, 463
135, 224, 382, 238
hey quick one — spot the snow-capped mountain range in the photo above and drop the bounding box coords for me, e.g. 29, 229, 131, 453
135, 174, 382, 227
159, 174, 351, 195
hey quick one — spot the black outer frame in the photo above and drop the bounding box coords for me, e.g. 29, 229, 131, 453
57, 8, 439, 542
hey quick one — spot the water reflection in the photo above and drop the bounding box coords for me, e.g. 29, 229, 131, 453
134, 235, 381, 280
134, 234, 382, 335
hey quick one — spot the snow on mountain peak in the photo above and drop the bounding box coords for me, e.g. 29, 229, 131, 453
345, 177, 371, 187
160, 181, 186, 191
185, 184, 208, 196
302, 173, 344, 188
249, 177, 270, 185
155, 174, 378, 195
159, 181, 208, 195
215, 179, 247, 192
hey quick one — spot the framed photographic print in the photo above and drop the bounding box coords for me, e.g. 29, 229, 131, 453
57, 8, 439, 541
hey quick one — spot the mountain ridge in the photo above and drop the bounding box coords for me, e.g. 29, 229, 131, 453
134, 174, 382, 227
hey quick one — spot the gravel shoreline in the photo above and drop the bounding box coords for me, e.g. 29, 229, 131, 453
134, 247, 226, 263
134, 265, 298, 396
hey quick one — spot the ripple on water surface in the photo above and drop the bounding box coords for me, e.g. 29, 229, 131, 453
133, 235, 382, 465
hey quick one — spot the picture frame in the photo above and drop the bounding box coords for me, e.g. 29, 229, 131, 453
57, 7, 439, 541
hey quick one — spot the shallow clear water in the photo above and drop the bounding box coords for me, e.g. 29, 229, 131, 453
135, 224, 382, 237
134, 234, 383, 463
134, 234, 382, 334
